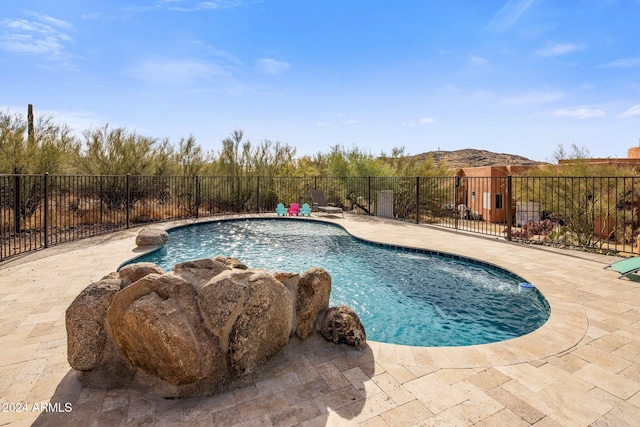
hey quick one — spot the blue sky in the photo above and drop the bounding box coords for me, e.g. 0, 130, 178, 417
1, 0, 639, 162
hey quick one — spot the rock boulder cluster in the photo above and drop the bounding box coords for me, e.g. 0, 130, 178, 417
65, 256, 366, 397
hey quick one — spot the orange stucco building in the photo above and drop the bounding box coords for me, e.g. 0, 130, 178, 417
452, 145, 640, 224
454, 165, 532, 223
559, 146, 640, 169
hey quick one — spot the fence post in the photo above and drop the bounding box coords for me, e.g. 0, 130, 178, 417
126, 174, 130, 229
195, 176, 200, 219
256, 176, 260, 213
44, 173, 49, 248
13, 169, 20, 235
368, 176, 371, 216
415, 176, 420, 224
506, 175, 512, 241
454, 176, 460, 230
236, 176, 240, 213
99, 176, 103, 226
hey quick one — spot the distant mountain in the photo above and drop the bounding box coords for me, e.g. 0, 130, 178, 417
409, 149, 547, 169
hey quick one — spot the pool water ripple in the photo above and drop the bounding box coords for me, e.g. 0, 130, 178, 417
127, 219, 550, 347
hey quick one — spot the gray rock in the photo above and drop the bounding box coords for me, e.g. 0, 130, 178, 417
101, 271, 120, 280
106, 273, 224, 385
214, 255, 248, 270
172, 258, 231, 292
119, 262, 165, 286
295, 268, 331, 339
198, 269, 294, 377
135, 228, 169, 247
317, 305, 367, 348
66, 278, 124, 370
273, 272, 300, 337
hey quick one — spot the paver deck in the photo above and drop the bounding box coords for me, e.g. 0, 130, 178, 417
1, 214, 640, 426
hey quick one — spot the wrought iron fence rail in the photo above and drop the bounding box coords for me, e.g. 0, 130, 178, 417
2, 174, 638, 262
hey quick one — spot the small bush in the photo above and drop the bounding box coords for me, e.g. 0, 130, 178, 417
505, 219, 555, 240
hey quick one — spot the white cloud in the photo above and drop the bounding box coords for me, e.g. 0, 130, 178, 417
190, 40, 244, 69
620, 105, 640, 118
500, 90, 564, 106
469, 56, 489, 66
81, 12, 123, 20
128, 57, 227, 84
199, 2, 222, 9
553, 108, 605, 119
485, 0, 538, 33
536, 42, 579, 58
150, 0, 248, 11
0, 16, 74, 60
316, 120, 354, 127
603, 58, 640, 68
403, 117, 436, 127
256, 58, 290, 75
33, 14, 73, 30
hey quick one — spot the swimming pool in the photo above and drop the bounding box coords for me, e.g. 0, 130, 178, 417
126, 218, 550, 347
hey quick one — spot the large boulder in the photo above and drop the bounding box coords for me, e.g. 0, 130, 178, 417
214, 255, 248, 270
295, 267, 331, 339
106, 273, 224, 385
273, 272, 300, 337
172, 258, 231, 292
67, 257, 365, 397
119, 262, 165, 286
66, 278, 124, 370
317, 305, 367, 348
135, 228, 169, 247
198, 269, 294, 376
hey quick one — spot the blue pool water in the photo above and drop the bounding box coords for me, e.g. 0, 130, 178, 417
126, 219, 550, 347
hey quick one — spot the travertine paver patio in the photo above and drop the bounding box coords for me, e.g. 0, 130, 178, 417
1, 214, 640, 426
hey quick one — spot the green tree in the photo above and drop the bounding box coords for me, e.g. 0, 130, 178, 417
151, 138, 178, 176
250, 140, 297, 177
207, 130, 254, 211
0, 110, 79, 174
245, 139, 298, 209
31, 115, 80, 174
212, 130, 250, 176
292, 156, 322, 177
379, 146, 454, 221
206, 130, 299, 211
0, 110, 80, 222
168, 135, 208, 215
0, 110, 27, 174
79, 125, 158, 210
209, 130, 297, 177
175, 135, 208, 177
80, 124, 157, 175
319, 145, 393, 177
550, 142, 591, 163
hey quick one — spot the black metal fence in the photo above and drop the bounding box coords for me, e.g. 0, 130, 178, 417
2, 174, 639, 261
